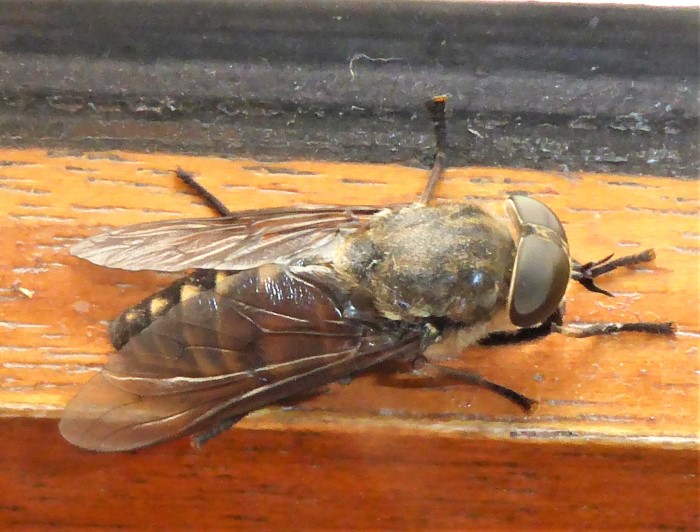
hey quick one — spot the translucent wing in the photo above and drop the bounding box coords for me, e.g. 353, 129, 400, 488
60, 265, 420, 452
71, 205, 385, 272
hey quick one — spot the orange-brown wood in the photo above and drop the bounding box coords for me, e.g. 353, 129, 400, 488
0, 148, 698, 528
2, 417, 697, 529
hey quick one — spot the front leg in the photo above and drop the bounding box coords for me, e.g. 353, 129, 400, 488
479, 308, 564, 347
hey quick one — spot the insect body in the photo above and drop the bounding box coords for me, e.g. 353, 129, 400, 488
60, 97, 672, 451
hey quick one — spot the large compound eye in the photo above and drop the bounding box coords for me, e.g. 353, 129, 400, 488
506, 195, 567, 242
509, 235, 570, 326
506, 196, 571, 327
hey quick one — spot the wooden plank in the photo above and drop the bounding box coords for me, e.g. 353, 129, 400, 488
0, 148, 697, 528
2, 417, 697, 529
0, 147, 696, 437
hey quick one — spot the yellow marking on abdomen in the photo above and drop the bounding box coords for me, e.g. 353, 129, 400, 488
215, 271, 235, 294
180, 284, 202, 302
124, 309, 140, 323
149, 297, 169, 317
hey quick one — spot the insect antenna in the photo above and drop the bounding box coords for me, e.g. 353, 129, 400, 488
571, 248, 656, 297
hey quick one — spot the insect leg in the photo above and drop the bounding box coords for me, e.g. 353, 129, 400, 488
190, 415, 246, 448
173, 166, 233, 217
413, 356, 537, 412
553, 321, 676, 338
419, 95, 449, 204
483, 296, 674, 344
479, 309, 564, 347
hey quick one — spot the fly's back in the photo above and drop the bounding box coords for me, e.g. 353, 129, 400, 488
333, 203, 516, 325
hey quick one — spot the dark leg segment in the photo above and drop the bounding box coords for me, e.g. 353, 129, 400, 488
479, 308, 564, 347
190, 415, 246, 448
174, 167, 233, 217
420, 95, 449, 204
412, 356, 537, 412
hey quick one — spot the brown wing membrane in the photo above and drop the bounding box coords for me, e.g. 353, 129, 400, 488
60, 264, 420, 451
70, 205, 384, 272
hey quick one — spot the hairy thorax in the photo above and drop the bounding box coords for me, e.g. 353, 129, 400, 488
333, 203, 516, 326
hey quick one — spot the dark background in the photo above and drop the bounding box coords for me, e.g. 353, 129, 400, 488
0, 0, 697, 177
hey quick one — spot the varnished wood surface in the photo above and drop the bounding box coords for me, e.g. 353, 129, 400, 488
0, 148, 698, 528
3, 417, 697, 529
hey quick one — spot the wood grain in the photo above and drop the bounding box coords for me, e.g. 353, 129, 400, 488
0, 148, 697, 528
2, 417, 697, 529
